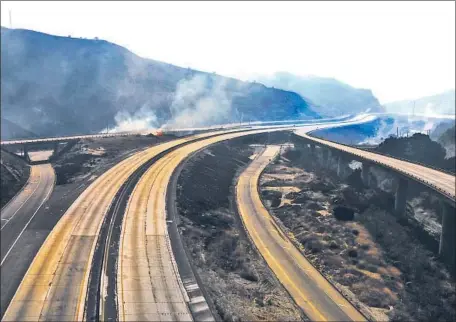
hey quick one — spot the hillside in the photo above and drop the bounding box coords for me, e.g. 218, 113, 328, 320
384, 90, 455, 116
375, 133, 454, 172
1, 27, 319, 138
1, 149, 30, 208
255, 72, 384, 117
1, 117, 38, 140
437, 125, 455, 158
430, 120, 455, 140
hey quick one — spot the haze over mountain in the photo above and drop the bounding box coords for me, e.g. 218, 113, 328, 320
436, 124, 455, 158
383, 90, 455, 116
1, 27, 319, 139
0, 117, 38, 140
313, 114, 455, 153
255, 72, 385, 117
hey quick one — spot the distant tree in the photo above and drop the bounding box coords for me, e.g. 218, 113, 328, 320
376, 133, 447, 169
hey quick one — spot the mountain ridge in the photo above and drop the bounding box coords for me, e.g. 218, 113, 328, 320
254, 71, 384, 117
1, 27, 319, 139
384, 90, 455, 116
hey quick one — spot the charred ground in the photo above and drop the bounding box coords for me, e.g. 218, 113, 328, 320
175, 133, 306, 321
259, 141, 456, 321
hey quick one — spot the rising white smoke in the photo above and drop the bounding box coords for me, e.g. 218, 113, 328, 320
103, 53, 166, 133
164, 74, 233, 129
109, 104, 159, 132
107, 73, 238, 132
359, 115, 452, 145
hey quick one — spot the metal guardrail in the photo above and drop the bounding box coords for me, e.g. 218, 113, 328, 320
0, 115, 365, 146
0, 132, 138, 145
299, 130, 456, 203
0, 126, 238, 145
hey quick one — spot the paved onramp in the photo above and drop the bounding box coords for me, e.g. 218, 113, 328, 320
236, 146, 366, 321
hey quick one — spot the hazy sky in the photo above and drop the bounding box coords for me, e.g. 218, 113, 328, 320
1, 1, 454, 103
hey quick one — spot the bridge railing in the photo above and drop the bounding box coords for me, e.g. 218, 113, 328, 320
307, 130, 455, 176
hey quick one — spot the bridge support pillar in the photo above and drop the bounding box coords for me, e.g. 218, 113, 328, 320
362, 163, 371, 187
309, 143, 316, 155
439, 202, 455, 273
394, 177, 408, 218
337, 155, 342, 177
326, 149, 332, 169
23, 144, 30, 163
53, 142, 59, 155
321, 148, 328, 167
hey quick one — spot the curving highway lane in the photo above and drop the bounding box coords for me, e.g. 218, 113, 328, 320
1, 164, 55, 265
0, 164, 55, 318
116, 128, 302, 321
296, 131, 456, 203
1, 131, 230, 322
236, 146, 366, 321
1, 117, 383, 322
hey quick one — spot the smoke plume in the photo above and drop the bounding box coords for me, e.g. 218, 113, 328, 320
164, 74, 233, 129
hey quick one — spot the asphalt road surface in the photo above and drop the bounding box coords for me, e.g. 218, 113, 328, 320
0, 116, 389, 321
236, 146, 366, 321
0, 130, 231, 322
1, 164, 55, 265
27, 150, 54, 163
115, 129, 287, 321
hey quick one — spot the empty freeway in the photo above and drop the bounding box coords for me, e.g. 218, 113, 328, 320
1, 127, 296, 321
1, 114, 454, 321
236, 146, 366, 321
1, 130, 232, 321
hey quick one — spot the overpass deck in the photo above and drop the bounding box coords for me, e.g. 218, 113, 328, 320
295, 131, 455, 204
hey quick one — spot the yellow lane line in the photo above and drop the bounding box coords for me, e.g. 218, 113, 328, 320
1, 165, 42, 231
240, 196, 327, 321
3, 138, 193, 321
236, 146, 367, 322
4, 128, 291, 321
117, 128, 300, 321
118, 150, 178, 321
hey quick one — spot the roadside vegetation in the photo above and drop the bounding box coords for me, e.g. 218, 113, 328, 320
0, 149, 30, 208
375, 133, 455, 173
52, 134, 172, 185
259, 147, 456, 321
176, 138, 305, 321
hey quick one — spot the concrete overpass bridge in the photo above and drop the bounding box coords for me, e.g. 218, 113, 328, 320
2, 116, 452, 267
0, 115, 370, 164
293, 129, 455, 273
0, 132, 143, 164
0, 113, 373, 148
